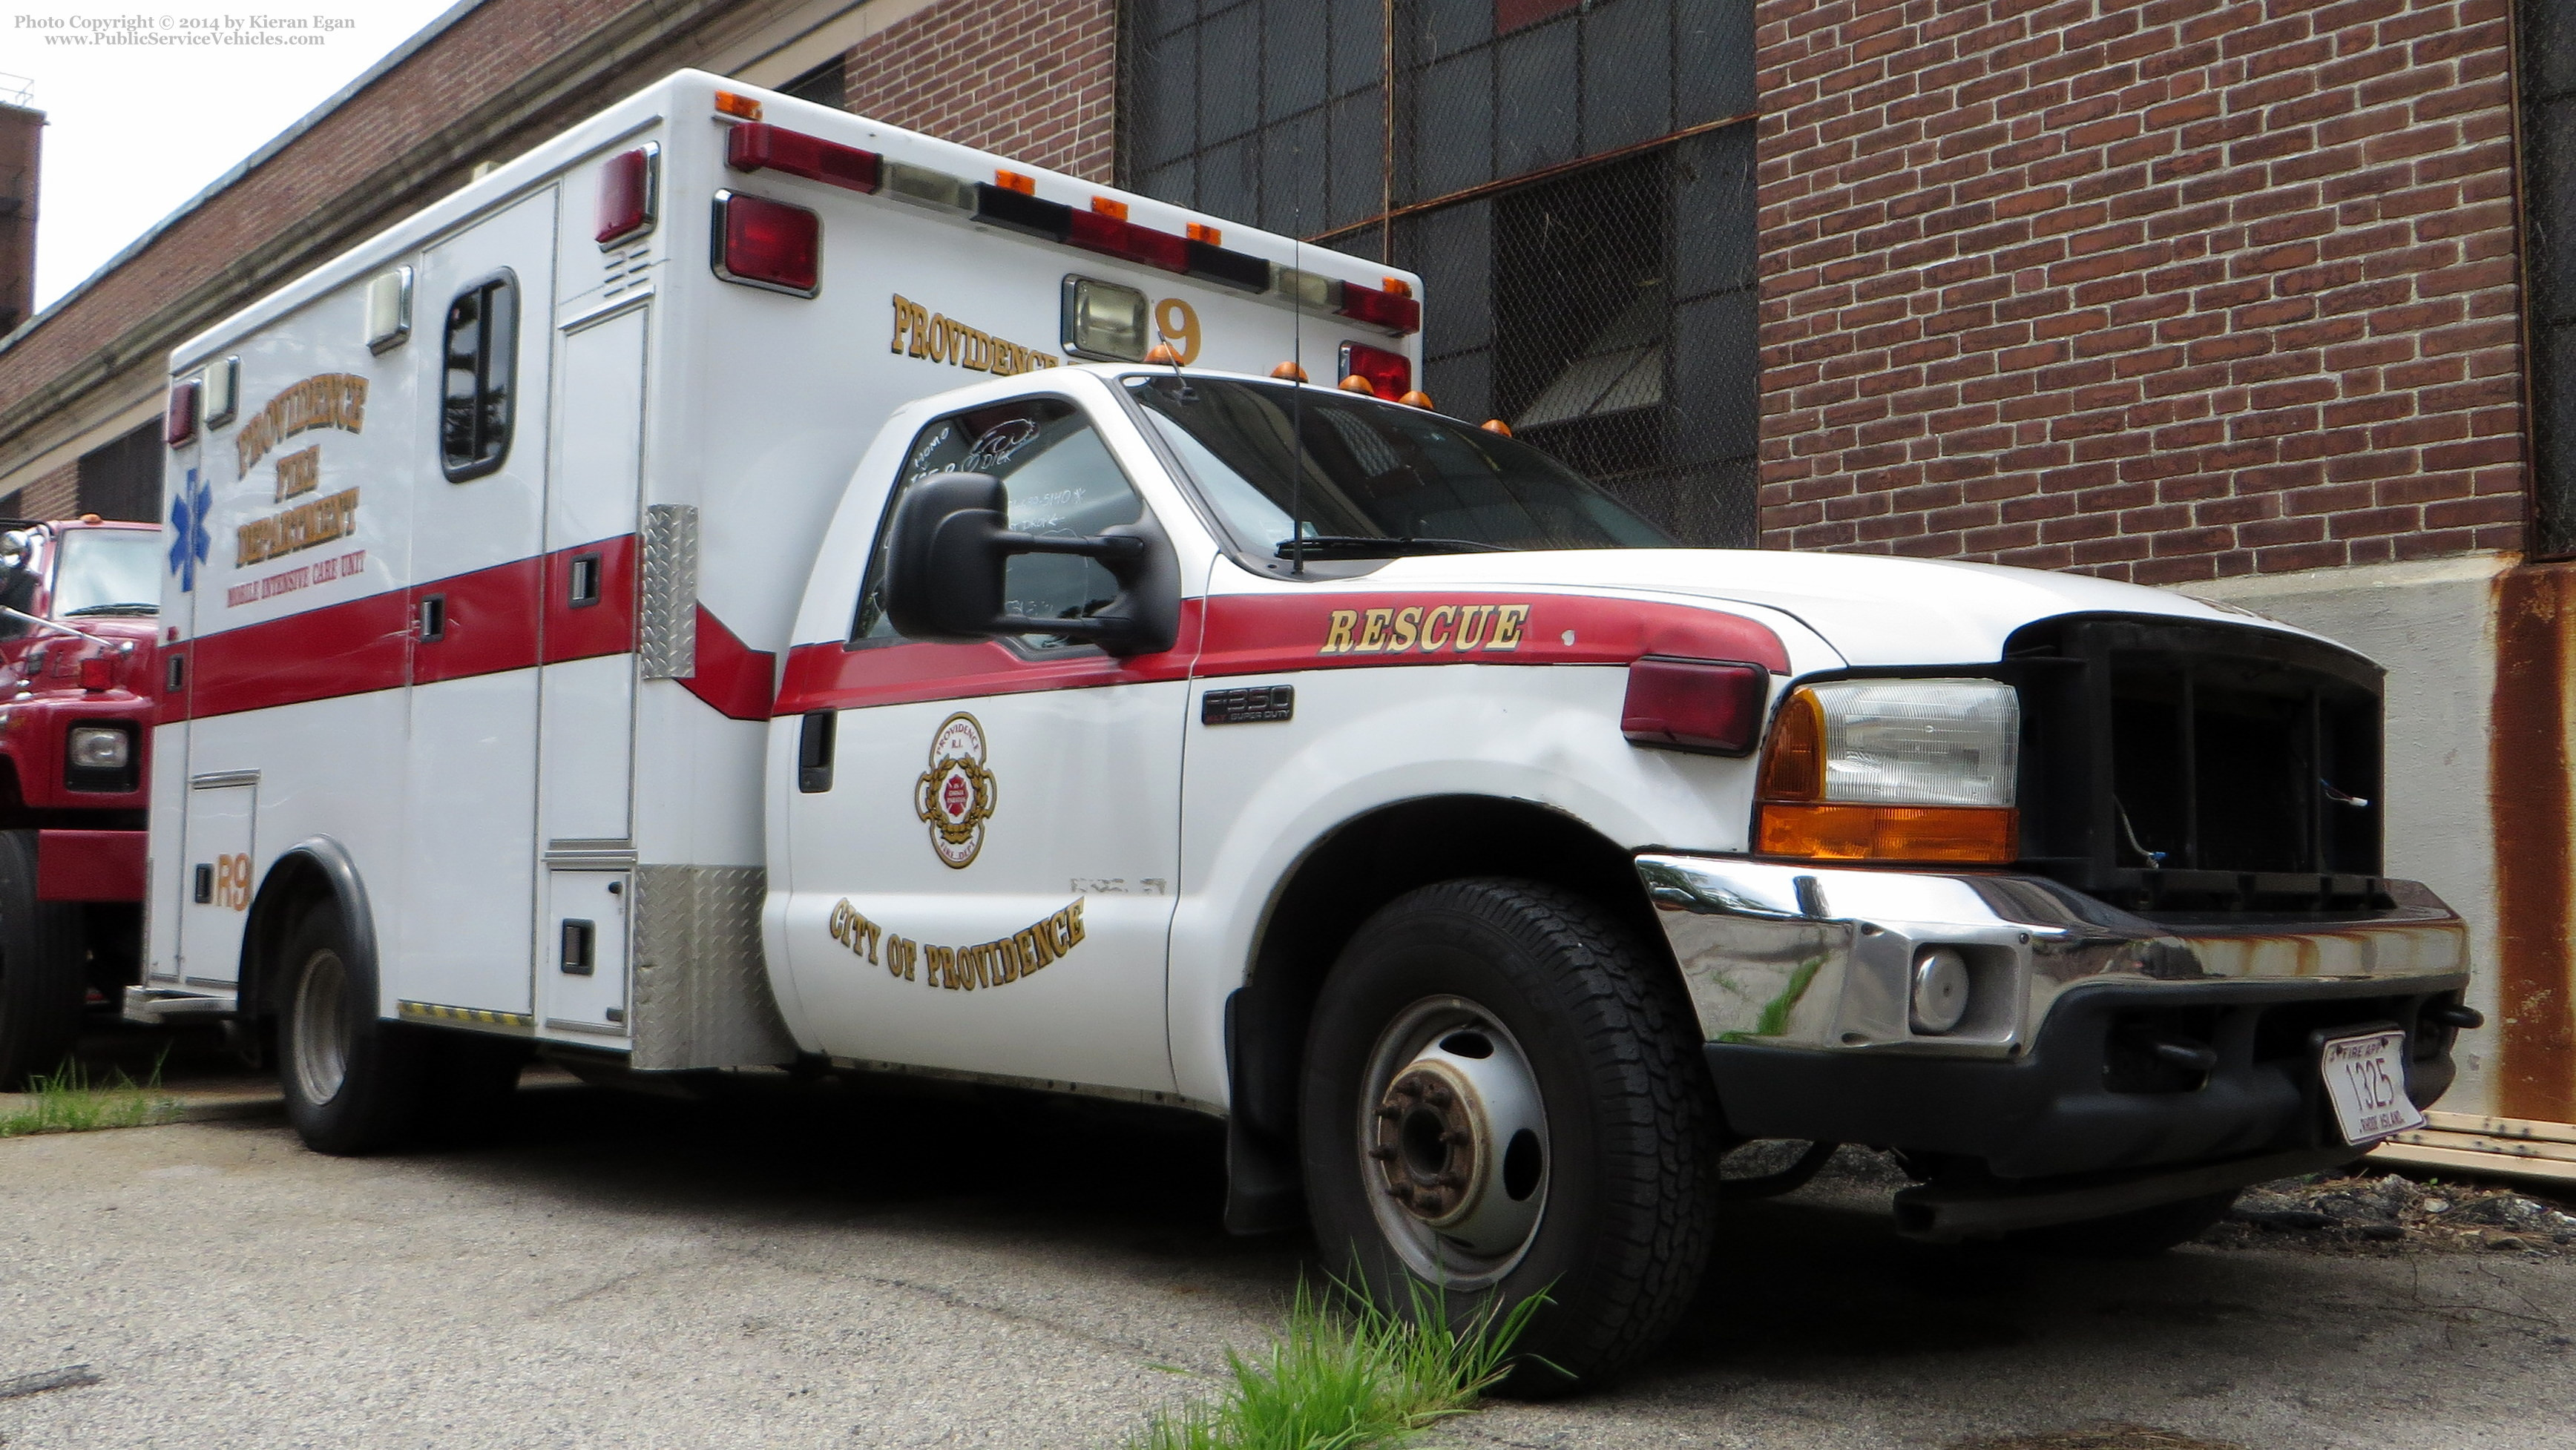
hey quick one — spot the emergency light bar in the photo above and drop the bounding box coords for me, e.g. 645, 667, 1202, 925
726, 123, 879, 195
709, 119, 1423, 334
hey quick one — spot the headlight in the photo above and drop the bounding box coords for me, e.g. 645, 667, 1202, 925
1755, 679, 2019, 863
68, 725, 131, 771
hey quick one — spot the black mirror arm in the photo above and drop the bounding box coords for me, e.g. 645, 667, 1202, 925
994, 531, 1147, 565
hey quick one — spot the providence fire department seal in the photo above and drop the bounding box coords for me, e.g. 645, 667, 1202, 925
915, 712, 996, 869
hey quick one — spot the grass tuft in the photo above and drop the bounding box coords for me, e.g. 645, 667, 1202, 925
0, 1055, 177, 1137
1126, 1278, 1547, 1450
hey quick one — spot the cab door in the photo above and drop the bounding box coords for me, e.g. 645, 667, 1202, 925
781, 395, 1184, 1094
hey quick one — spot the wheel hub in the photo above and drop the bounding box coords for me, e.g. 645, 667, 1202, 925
1358, 1000, 1551, 1281
1372, 1061, 1483, 1225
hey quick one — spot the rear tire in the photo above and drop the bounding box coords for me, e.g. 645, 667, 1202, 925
277, 900, 424, 1155
0, 829, 88, 1091
1300, 878, 1718, 1394
2002, 1188, 2239, 1257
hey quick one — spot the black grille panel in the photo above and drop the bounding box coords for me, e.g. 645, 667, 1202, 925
2008, 614, 2385, 917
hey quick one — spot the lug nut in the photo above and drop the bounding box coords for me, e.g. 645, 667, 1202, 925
1375, 1104, 1402, 1120
1367, 1145, 1396, 1161
1424, 1087, 1453, 1108
1442, 1129, 1468, 1146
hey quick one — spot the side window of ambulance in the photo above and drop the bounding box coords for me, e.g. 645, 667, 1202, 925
851, 398, 1146, 652
441, 271, 518, 481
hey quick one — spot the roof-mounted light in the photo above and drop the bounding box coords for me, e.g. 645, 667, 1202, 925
1338, 277, 1422, 335
726, 123, 878, 194
165, 379, 200, 446
1338, 342, 1410, 401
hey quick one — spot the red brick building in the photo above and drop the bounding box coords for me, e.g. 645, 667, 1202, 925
0, 0, 2569, 1173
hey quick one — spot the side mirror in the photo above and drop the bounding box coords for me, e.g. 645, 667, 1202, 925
884, 472, 1180, 656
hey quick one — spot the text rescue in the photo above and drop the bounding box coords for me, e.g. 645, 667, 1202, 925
1319, 602, 1531, 655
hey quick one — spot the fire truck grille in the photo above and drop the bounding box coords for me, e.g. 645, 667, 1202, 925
2005, 614, 2388, 920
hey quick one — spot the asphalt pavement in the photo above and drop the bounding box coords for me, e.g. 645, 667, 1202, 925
4, 1048, 2575, 1450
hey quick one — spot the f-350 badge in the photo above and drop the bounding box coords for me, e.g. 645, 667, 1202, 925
916, 712, 996, 869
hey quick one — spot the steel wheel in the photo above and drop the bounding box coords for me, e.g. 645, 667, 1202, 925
1356, 995, 1551, 1291
288, 946, 351, 1107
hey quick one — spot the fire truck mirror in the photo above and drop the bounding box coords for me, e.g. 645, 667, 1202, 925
884, 471, 1011, 645
884, 470, 1180, 657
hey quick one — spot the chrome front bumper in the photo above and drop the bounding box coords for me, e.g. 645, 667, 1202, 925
1635, 854, 2472, 1180
1634, 855, 2468, 1058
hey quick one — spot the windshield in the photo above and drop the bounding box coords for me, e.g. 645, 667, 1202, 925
53, 530, 162, 617
1125, 377, 1669, 559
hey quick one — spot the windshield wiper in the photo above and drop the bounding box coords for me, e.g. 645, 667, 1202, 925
1274, 535, 1512, 559
63, 603, 157, 616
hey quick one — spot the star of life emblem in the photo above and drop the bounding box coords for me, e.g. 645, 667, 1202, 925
915, 712, 996, 869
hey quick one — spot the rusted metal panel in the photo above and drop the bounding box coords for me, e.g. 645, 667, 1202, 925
2488, 564, 2576, 1121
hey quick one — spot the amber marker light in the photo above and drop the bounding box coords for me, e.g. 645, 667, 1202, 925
1338, 374, 1376, 394
714, 90, 764, 121
1271, 361, 1310, 380
1145, 342, 1182, 364
995, 169, 1036, 194
1752, 682, 2020, 866
1186, 222, 1222, 244
1482, 419, 1513, 436
1091, 197, 1130, 220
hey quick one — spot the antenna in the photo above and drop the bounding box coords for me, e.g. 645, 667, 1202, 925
1286, 154, 1311, 576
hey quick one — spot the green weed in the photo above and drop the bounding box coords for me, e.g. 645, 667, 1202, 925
0, 1055, 177, 1137
1126, 1277, 1548, 1450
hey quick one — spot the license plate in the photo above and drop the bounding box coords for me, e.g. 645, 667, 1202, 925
2319, 1031, 2426, 1145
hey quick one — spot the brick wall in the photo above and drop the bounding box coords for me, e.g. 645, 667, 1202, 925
1755, 0, 2524, 584
0, 0, 658, 427
842, 0, 1117, 182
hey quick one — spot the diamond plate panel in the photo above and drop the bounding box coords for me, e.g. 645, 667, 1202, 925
639, 503, 698, 680
630, 864, 797, 1070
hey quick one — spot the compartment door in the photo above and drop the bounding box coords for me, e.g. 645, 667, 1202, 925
176, 778, 254, 986
539, 869, 629, 1034
536, 303, 646, 1035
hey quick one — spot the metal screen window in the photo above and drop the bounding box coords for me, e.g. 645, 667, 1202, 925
1121, 0, 1757, 544
2527, 0, 2576, 555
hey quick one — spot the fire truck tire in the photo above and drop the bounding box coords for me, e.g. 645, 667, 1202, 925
0, 829, 86, 1092
2000, 1187, 2241, 1257
277, 901, 427, 1155
1298, 877, 1718, 1395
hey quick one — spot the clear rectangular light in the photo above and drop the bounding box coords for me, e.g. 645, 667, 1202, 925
1811, 679, 2018, 808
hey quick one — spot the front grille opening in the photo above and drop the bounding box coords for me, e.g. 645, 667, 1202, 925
2009, 614, 2386, 917
2250, 997, 2414, 1066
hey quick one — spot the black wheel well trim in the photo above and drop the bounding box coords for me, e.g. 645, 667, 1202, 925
240, 836, 378, 1023
1219, 794, 1682, 1232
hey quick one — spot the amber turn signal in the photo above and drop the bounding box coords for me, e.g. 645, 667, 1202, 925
1756, 803, 2018, 864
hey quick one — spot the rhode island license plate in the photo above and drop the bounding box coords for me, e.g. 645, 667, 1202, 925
2319, 1030, 2427, 1145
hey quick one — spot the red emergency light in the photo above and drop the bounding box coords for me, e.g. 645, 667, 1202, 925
712, 191, 821, 298
1066, 208, 1190, 274
1337, 279, 1422, 335
1338, 342, 1410, 401
595, 144, 660, 246
165, 380, 200, 446
1620, 657, 1768, 756
726, 122, 881, 195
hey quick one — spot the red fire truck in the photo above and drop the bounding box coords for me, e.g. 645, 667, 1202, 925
0, 515, 160, 1087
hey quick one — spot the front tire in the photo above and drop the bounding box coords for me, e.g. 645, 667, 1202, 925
0, 829, 87, 1091
1300, 879, 1718, 1393
277, 900, 424, 1155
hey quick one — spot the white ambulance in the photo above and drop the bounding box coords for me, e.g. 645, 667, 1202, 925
146, 70, 2476, 1385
